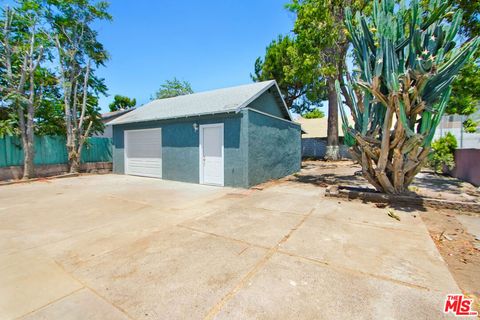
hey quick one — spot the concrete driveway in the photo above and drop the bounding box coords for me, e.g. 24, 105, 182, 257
0, 175, 460, 319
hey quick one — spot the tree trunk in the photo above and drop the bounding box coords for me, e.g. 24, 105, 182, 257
25, 101, 36, 179
325, 77, 340, 160
4, 9, 38, 180
23, 138, 35, 179
17, 107, 35, 180
69, 158, 80, 173
68, 147, 80, 173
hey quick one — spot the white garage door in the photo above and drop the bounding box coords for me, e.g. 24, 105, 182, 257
125, 128, 162, 178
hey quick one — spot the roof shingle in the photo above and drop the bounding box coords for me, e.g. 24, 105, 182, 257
109, 80, 283, 125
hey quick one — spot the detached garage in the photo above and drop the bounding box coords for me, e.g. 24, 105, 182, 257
109, 80, 301, 187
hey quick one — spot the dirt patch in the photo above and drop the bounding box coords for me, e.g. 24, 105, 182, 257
421, 210, 480, 312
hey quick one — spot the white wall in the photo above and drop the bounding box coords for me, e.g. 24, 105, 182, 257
434, 114, 480, 149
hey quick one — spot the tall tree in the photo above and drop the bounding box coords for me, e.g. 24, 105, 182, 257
287, 0, 368, 160
252, 34, 326, 115
46, 0, 110, 173
109, 94, 136, 112
0, 2, 49, 179
338, 0, 479, 193
154, 77, 193, 99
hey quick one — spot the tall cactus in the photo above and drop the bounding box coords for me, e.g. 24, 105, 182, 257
337, 0, 479, 194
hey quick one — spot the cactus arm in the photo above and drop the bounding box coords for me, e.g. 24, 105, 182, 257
361, 93, 371, 135
420, 2, 450, 30
398, 101, 415, 137
423, 87, 452, 147
335, 80, 357, 147
444, 11, 463, 44
361, 17, 376, 54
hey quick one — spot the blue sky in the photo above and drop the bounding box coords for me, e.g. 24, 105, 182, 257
95, 1, 296, 112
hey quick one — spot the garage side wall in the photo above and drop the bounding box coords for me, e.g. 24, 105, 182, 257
112, 113, 249, 187
246, 109, 301, 186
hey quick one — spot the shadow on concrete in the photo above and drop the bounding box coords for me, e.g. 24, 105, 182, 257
388, 202, 428, 213
412, 172, 465, 195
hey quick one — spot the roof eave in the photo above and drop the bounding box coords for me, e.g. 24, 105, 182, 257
110, 109, 238, 126
272, 81, 294, 121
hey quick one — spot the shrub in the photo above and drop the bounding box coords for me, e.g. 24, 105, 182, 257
303, 109, 325, 119
428, 133, 458, 173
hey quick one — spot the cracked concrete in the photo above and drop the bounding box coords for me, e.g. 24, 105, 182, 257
0, 174, 461, 319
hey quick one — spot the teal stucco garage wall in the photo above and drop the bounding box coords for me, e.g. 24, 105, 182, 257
246, 109, 301, 186
112, 113, 249, 187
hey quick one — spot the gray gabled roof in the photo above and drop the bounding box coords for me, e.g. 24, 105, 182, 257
102, 108, 134, 121
109, 80, 292, 125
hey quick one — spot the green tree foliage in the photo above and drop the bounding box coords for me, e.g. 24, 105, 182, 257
0, 111, 18, 138
303, 108, 325, 119
443, 0, 480, 130
34, 99, 64, 135
447, 61, 480, 116
32, 67, 64, 136
252, 35, 326, 115
448, 61, 480, 132
338, 0, 479, 193
428, 133, 458, 173
462, 118, 478, 133
0, 103, 19, 137
109, 95, 136, 112
155, 78, 193, 99
287, 0, 368, 160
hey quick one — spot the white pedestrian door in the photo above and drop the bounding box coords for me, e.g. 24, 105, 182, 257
200, 124, 224, 186
125, 128, 162, 178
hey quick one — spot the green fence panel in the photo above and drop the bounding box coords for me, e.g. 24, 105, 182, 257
3, 136, 24, 166
0, 135, 112, 167
0, 137, 5, 167
34, 136, 68, 165
81, 137, 113, 163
